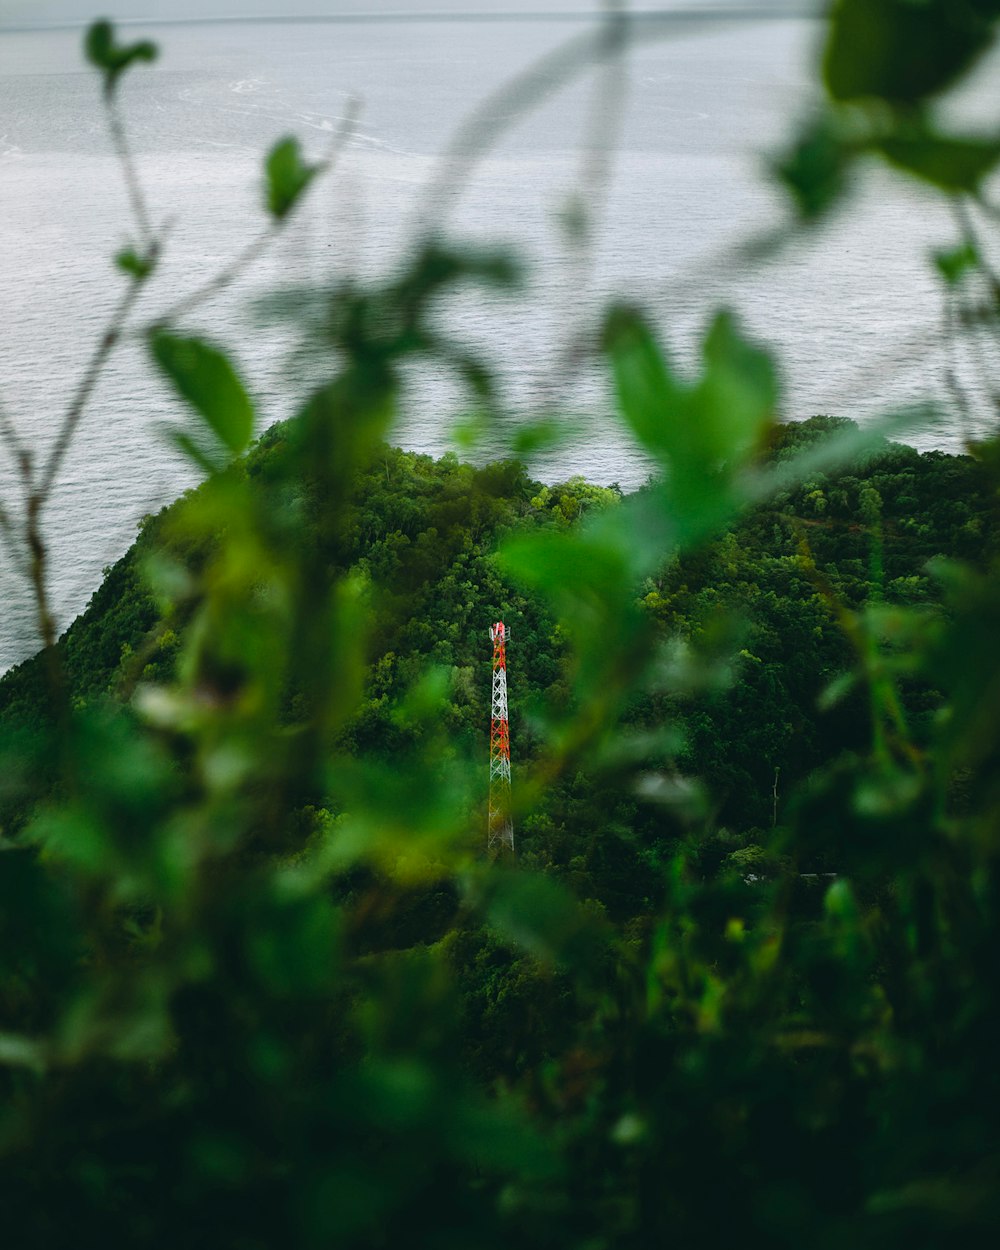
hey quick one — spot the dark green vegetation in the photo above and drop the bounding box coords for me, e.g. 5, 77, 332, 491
2, 417, 997, 1246
5, 2, 1000, 1246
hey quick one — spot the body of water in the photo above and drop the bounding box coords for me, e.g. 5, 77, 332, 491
0, 14, 986, 669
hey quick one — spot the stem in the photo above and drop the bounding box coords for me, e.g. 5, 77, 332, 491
420, 23, 617, 231
150, 102, 357, 328
106, 93, 154, 246
39, 275, 145, 501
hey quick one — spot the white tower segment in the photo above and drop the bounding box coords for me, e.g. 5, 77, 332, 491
488, 622, 514, 854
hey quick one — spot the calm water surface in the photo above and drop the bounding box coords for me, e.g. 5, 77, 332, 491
0, 16, 984, 669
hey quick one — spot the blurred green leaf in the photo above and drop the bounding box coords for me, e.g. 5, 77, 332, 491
166, 428, 226, 477
477, 869, 608, 971
603, 304, 681, 462
84, 19, 158, 97
933, 241, 980, 285
114, 245, 157, 280
0, 1032, 48, 1074
150, 331, 255, 457
775, 115, 853, 221
265, 136, 319, 221
880, 132, 1000, 191
605, 306, 777, 544
824, 0, 993, 105
511, 416, 573, 458
696, 310, 778, 464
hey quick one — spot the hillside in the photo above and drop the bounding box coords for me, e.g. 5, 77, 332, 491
3, 414, 993, 867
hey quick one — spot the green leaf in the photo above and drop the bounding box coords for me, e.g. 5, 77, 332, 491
0, 1033, 48, 1075
605, 306, 776, 474
264, 137, 319, 221
933, 241, 980, 285
880, 133, 1000, 191
603, 304, 682, 462
84, 19, 114, 68
755, 406, 932, 502
501, 528, 633, 605
824, 0, 993, 105
818, 669, 858, 712
696, 310, 778, 466
167, 429, 226, 477
150, 332, 255, 457
476, 869, 608, 971
84, 19, 158, 97
115, 246, 157, 280
605, 306, 778, 546
510, 416, 571, 457
774, 116, 852, 221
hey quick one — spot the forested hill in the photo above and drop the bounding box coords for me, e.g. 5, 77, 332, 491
1, 414, 994, 869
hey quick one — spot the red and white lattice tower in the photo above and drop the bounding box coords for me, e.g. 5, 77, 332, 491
488, 622, 514, 854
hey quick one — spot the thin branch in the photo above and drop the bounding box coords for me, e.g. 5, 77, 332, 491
25, 493, 59, 655
944, 289, 974, 445
954, 196, 1000, 292
574, 1, 630, 253
0, 499, 16, 549
418, 7, 795, 234
38, 273, 147, 503
535, 4, 631, 414
0, 400, 28, 473
105, 94, 155, 247
418, 22, 622, 232
0, 400, 33, 576
149, 101, 358, 328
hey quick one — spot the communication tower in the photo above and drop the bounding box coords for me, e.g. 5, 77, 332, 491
488, 622, 514, 854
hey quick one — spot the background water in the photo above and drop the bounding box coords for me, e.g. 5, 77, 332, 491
0, 14, 991, 670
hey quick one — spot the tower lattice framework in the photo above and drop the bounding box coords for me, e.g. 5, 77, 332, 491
488, 622, 514, 854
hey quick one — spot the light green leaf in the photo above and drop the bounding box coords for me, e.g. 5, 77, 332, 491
695, 310, 778, 466
603, 304, 681, 461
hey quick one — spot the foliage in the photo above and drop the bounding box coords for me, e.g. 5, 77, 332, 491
2, 8, 1000, 1249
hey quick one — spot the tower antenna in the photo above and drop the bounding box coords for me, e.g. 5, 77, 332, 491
488, 622, 514, 854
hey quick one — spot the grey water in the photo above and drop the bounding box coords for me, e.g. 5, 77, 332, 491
0, 13, 992, 671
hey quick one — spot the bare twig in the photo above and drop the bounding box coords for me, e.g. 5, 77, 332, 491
105, 95, 154, 247
10, 82, 355, 689
518, 4, 632, 418
954, 196, 1000, 294
25, 493, 59, 657
0, 401, 27, 470
150, 100, 358, 328
38, 273, 148, 503
573, 1, 630, 253
419, 23, 620, 232
0, 499, 16, 550
944, 289, 974, 445
551, 2, 630, 360
418, 7, 794, 233
0, 402, 32, 577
